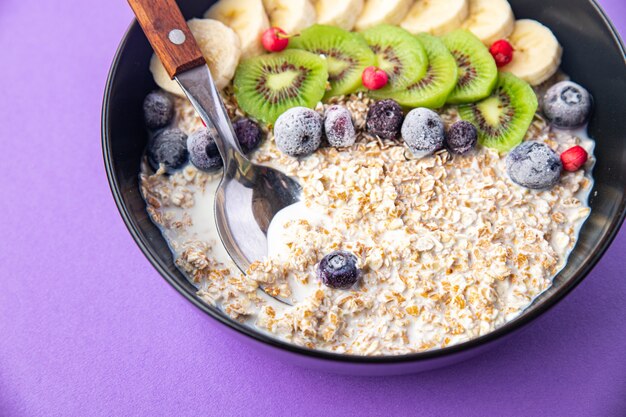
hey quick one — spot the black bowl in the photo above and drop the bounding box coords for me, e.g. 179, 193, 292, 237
103, 0, 626, 375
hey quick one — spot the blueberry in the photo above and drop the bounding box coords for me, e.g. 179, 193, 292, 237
234, 118, 263, 153
187, 129, 223, 172
401, 108, 444, 158
506, 141, 562, 189
274, 107, 323, 157
317, 251, 360, 289
542, 81, 592, 128
324, 105, 356, 148
445, 120, 478, 155
143, 91, 174, 130
366, 99, 404, 140
147, 128, 188, 173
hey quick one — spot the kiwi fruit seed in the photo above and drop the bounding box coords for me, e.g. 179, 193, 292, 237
375, 33, 458, 108
288, 25, 376, 99
360, 24, 429, 93
234, 50, 329, 124
442, 29, 498, 104
459, 71, 538, 152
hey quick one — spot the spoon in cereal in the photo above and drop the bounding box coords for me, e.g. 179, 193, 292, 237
129, 0, 301, 275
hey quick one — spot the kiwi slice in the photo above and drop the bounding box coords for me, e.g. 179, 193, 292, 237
233, 50, 329, 124
442, 30, 498, 104
288, 25, 376, 99
374, 33, 458, 108
360, 24, 428, 93
459, 72, 538, 152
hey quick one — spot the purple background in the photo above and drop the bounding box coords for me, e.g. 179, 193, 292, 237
1, 0, 625, 415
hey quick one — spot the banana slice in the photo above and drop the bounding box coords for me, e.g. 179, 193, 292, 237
149, 19, 241, 97
262, 0, 316, 34
355, 0, 413, 31
314, 0, 364, 30
500, 19, 562, 86
462, 0, 514, 45
204, 0, 269, 58
401, 0, 469, 36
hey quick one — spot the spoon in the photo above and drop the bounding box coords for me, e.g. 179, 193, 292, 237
129, 0, 301, 273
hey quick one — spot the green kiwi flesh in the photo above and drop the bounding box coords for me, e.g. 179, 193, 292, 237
360, 24, 428, 93
442, 29, 498, 104
375, 33, 458, 108
233, 50, 328, 124
288, 25, 376, 99
459, 71, 538, 152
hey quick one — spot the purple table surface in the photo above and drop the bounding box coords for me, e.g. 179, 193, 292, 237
1, 0, 625, 416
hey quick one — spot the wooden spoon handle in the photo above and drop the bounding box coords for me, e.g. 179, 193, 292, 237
128, 0, 205, 78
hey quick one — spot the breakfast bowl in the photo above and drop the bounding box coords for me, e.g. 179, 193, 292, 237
103, 0, 626, 375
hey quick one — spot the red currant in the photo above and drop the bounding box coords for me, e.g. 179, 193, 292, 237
362, 66, 388, 90
489, 39, 514, 67
560, 145, 588, 171
262, 27, 289, 52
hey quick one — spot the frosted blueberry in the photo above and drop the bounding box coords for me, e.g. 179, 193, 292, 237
147, 128, 188, 173
233, 118, 263, 153
324, 105, 356, 148
445, 120, 478, 155
506, 141, 562, 189
542, 81, 592, 128
143, 91, 174, 130
401, 108, 445, 158
366, 99, 404, 140
274, 107, 323, 157
317, 251, 360, 289
187, 129, 223, 172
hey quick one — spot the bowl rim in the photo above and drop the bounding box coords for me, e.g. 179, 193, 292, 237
102, 0, 626, 364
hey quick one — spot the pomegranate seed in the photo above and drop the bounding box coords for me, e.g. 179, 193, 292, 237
262, 27, 289, 52
489, 39, 514, 67
560, 145, 588, 171
362, 66, 388, 90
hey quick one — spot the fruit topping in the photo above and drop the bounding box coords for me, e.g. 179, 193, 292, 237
506, 141, 562, 189
379, 33, 457, 108
362, 66, 389, 91
360, 25, 429, 93
274, 107, 323, 157
401, 108, 445, 158
542, 81, 592, 128
233, 50, 328, 124
204, 0, 269, 58
143, 91, 174, 130
187, 129, 223, 172
355, 0, 413, 31
288, 25, 376, 98
462, 0, 514, 46
324, 105, 356, 147
263, 0, 317, 35
459, 71, 537, 152
317, 250, 360, 289
489, 39, 514, 67
499, 19, 562, 86
150, 19, 241, 96
233, 118, 264, 153
400, 0, 469, 36
314, 0, 363, 31
445, 120, 478, 155
366, 99, 404, 140
442, 29, 498, 104
262, 27, 289, 52
560, 145, 588, 172
147, 128, 189, 173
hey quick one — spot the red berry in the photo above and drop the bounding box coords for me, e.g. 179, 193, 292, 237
262, 27, 289, 52
560, 145, 588, 171
489, 39, 514, 67
362, 66, 388, 90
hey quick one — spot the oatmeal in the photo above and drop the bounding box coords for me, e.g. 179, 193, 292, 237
140, 93, 593, 355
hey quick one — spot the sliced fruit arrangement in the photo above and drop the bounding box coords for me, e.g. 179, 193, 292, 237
204, 0, 269, 58
499, 19, 562, 86
233, 50, 328, 124
262, 0, 316, 34
355, 0, 413, 31
360, 25, 429, 93
375, 33, 458, 109
401, 0, 468, 36
150, 19, 241, 96
459, 71, 538, 152
462, 0, 514, 45
287, 25, 376, 98
314, 0, 364, 31
442, 29, 498, 104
